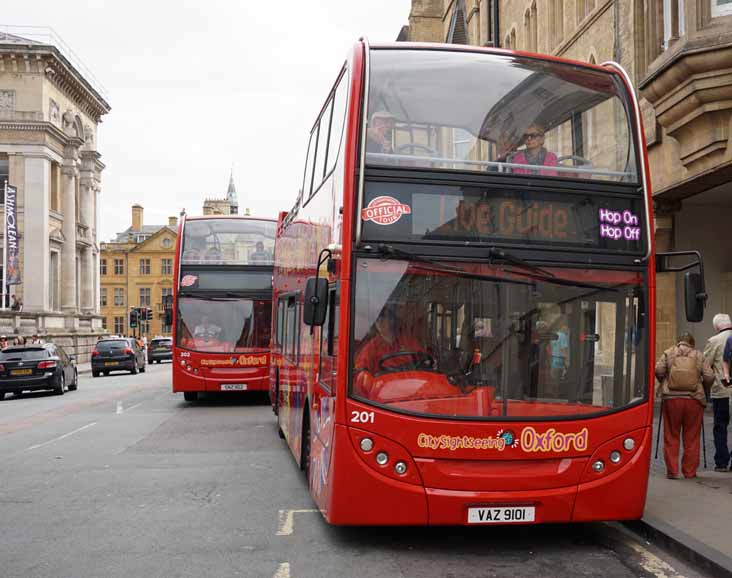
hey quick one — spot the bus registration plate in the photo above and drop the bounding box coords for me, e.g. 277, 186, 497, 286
221, 383, 247, 391
468, 506, 535, 524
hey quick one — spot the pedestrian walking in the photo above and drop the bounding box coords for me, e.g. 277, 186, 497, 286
703, 313, 732, 472
656, 333, 713, 478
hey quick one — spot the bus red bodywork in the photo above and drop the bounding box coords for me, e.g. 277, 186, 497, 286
172, 215, 276, 401
271, 41, 667, 526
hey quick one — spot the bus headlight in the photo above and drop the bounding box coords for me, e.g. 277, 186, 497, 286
375, 452, 389, 466
623, 438, 635, 451
592, 460, 605, 473
609, 451, 622, 464
394, 461, 407, 475
360, 438, 373, 452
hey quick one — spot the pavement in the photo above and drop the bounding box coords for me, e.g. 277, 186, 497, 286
637, 402, 732, 577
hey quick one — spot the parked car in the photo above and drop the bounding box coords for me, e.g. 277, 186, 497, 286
0, 344, 78, 398
148, 337, 172, 364
91, 338, 146, 377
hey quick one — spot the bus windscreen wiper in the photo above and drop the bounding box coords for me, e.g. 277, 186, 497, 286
487, 247, 555, 278
371, 243, 614, 292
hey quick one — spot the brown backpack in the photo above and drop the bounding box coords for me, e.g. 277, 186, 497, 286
668, 350, 701, 392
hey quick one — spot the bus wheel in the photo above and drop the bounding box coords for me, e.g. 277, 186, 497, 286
301, 408, 311, 487
184, 392, 198, 402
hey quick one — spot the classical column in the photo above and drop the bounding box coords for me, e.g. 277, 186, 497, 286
60, 161, 78, 312
79, 168, 95, 313
80, 247, 94, 312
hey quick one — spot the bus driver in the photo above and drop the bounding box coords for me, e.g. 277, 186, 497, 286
193, 315, 223, 342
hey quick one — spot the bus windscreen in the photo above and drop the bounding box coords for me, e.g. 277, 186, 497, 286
181, 219, 276, 266
366, 49, 637, 182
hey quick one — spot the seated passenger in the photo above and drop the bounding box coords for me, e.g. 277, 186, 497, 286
353, 304, 427, 375
249, 241, 269, 264
510, 123, 558, 176
365, 111, 396, 154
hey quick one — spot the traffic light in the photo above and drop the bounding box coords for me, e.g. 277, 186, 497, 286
129, 308, 138, 328
146, 307, 153, 321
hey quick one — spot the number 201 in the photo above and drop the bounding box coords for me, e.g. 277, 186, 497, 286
351, 411, 375, 423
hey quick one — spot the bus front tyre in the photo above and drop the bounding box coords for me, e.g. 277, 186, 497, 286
184, 392, 198, 402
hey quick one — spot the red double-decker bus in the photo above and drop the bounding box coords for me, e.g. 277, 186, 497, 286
171, 215, 276, 402
271, 41, 705, 525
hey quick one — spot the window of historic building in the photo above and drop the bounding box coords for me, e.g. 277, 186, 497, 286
100, 288, 107, 307
100, 258, 107, 276
114, 316, 124, 335
446, 0, 468, 44
161, 237, 172, 249
550, 0, 564, 49
114, 258, 124, 275
504, 27, 517, 49
139, 287, 151, 307
102, 317, 107, 330
140, 321, 151, 335
524, 2, 538, 52
50, 162, 61, 212
139, 258, 151, 275
577, 0, 596, 23
161, 258, 172, 275
161, 287, 173, 333
114, 288, 124, 307
0, 154, 8, 203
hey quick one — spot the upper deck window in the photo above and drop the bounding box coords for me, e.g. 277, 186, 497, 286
366, 49, 638, 183
181, 219, 276, 266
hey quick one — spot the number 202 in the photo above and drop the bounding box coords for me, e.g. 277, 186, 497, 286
351, 411, 375, 424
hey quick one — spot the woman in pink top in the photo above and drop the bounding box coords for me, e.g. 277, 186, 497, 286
510, 123, 558, 176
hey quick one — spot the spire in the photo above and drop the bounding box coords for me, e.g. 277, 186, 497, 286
226, 168, 238, 215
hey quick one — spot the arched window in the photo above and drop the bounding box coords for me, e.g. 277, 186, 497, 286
550, 0, 564, 49
530, 1, 538, 52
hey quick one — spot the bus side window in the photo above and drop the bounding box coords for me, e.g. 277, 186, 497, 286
275, 298, 286, 348
319, 285, 340, 390
284, 295, 300, 362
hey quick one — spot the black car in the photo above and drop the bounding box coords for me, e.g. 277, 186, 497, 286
148, 337, 173, 364
92, 338, 146, 377
0, 344, 78, 398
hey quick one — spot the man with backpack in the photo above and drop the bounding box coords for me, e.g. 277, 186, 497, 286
704, 313, 732, 472
656, 332, 713, 479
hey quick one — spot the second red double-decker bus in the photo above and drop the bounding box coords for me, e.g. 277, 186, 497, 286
171, 215, 276, 401
271, 41, 705, 525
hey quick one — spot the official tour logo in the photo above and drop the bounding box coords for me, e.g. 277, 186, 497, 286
180, 274, 198, 288
361, 196, 412, 226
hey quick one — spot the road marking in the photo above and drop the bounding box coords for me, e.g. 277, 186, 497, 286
276, 509, 318, 536
27, 422, 97, 450
626, 541, 685, 578
273, 563, 290, 578
115, 401, 143, 414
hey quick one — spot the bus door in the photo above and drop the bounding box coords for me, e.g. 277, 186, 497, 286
312, 283, 339, 500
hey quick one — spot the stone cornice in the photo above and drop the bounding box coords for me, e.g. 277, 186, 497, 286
0, 119, 75, 144
0, 45, 110, 121
640, 42, 732, 177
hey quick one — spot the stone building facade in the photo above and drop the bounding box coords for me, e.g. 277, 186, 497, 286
0, 29, 110, 358
100, 205, 177, 338
401, 0, 732, 350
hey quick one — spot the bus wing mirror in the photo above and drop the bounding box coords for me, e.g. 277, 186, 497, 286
304, 277, 328, 326
656, 250, 707, 323
684, 272, 705, 323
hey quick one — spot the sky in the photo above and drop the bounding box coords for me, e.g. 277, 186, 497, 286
3, 0, 411, 240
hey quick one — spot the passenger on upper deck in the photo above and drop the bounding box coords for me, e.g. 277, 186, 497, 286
365, 111, 396, 155
249, 241, 269, 264
509, 123, 558, 176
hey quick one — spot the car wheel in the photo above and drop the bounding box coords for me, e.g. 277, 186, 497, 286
183, 391, 197, 402
131, 360, 138, 375
14, 390, 23, 397
0, 391, 6, 400
69, 370, 78, 390
103, 371, 110, 376
54, 372, 66, 395
92, 371, 99, 378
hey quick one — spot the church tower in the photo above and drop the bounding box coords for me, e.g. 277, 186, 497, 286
227, 170, 239, 215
